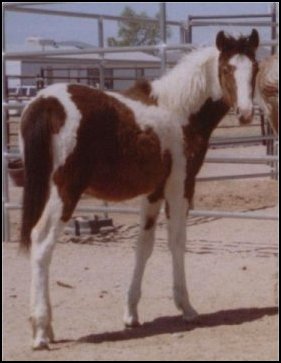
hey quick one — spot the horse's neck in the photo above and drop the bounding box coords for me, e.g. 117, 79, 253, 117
151, 47, 223, 121
188, 98, 229, 138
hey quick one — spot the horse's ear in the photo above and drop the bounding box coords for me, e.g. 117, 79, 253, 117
248, 29, 259, 49
216, 31, 226, 51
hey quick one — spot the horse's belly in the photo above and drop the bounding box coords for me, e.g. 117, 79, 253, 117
86, 161, 163, 201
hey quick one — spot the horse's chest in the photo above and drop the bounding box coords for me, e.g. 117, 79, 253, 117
184, 134, 208, 177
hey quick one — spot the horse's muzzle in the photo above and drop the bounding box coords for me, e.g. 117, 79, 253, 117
237, 108, 254, 125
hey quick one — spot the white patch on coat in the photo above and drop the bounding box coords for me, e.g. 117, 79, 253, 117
229, 54, 253, 112
38, 84, 82, 170
31, 185, 64, 255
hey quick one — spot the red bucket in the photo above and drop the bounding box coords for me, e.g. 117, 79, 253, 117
8, 159, 24, 187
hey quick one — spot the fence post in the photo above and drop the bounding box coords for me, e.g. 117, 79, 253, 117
186, 15, 193, 43
159, 2, 167, 43
179, 23, 184, 43
260, 111, 267, 146
98, 16, 105, 91
97, 16, 109, 218
271, 3, 277, 55
273, 140, 278, 180
159, 2, 167, 74
3, 6, 11, 242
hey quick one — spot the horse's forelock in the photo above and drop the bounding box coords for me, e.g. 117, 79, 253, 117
219, 31, 258, 59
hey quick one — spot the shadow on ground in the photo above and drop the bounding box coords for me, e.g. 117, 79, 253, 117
75, 306, 278, 345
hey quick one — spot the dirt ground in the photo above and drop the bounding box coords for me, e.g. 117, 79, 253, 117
3, 171, 278, 361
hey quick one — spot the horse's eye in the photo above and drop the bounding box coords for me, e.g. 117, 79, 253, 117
223, 65, 231, 73
253, 62, 259, 71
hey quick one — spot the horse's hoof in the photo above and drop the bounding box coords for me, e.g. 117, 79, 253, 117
47, 325, 55, 343
32, 338, 50, 351
123, 314, 140, 328
125, 320, 141, 329
183, 308, 199, 322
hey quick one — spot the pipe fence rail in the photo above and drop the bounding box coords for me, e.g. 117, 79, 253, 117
189, 20, 278, 27
2, 2, 279, 242
185, 4, 278, 53
5, 202, 278, 221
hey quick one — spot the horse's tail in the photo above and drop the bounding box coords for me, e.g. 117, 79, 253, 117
20, 99, 54, 251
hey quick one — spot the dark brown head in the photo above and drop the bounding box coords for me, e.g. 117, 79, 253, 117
216, 29, 259, 124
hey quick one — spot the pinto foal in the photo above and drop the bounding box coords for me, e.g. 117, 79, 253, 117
20, 30, 259, 350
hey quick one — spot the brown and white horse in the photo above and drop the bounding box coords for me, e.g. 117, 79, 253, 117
255, 54, 278, 135
19, 29, 259, 350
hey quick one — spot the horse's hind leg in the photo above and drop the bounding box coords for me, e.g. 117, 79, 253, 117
124, 197, 162, 327
30, 174, 86, 350
30, 184, 65, 350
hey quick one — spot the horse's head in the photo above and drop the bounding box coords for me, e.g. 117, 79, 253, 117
216, 29, 259, 124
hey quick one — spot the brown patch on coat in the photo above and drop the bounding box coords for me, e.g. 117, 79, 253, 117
183, 98, 229, 203
144, 217, 155, 230
218, 56, 237, 107
53, 84, 168, 222
121, 79, 157, 105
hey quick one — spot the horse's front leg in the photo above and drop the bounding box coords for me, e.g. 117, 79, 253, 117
124, 197, 162, 327
165, 190, 198, 322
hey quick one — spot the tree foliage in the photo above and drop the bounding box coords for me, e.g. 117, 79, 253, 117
108, 6, 171, 47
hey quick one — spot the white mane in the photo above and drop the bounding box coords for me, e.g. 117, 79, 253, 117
151, 47, 222, 117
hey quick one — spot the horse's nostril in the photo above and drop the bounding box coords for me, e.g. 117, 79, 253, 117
239, 115, 251, 124
238, 108, 254, 125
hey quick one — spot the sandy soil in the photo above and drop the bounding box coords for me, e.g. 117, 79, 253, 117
3, 216, 278, 361
3, 174, 278, 361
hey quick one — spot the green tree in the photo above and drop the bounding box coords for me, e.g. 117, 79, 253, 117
108, 6, 171, 47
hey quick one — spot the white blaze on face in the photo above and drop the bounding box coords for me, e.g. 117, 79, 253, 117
229, 54, 253, 118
